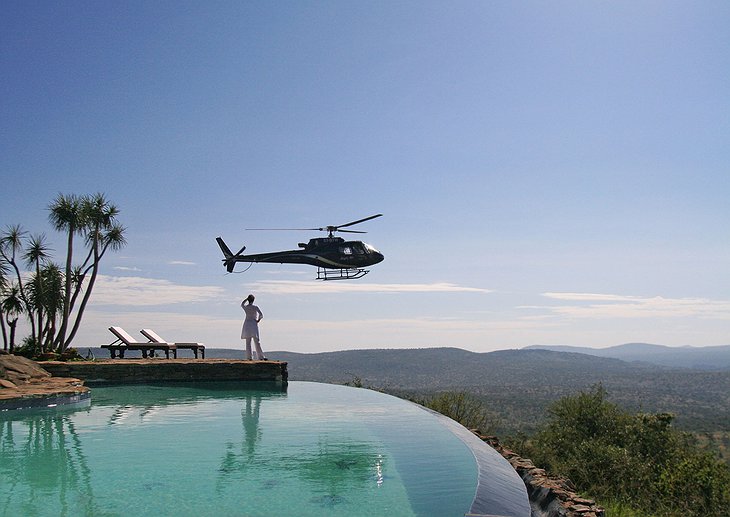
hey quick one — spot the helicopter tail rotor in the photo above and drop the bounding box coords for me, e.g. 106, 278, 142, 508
216, 237, 246, 273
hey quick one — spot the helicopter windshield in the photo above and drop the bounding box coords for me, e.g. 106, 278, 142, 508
363, 243, 380, 254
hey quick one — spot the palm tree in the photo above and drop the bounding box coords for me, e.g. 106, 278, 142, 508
0, 225, 35, 343
0, 264, 8, 350
2, 194, 127, 354
2, 284, 25, 353
23, 234, 51, 352
61, 193, 126, 349
28, 263, 63, 352
48, 193, 83, 350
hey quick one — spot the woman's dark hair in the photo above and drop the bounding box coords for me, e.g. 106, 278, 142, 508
245, 294, 255, 304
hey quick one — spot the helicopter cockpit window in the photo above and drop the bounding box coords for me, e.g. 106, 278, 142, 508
364, 243, 379, 254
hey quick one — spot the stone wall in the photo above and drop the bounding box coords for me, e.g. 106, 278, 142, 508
473, 433, 605, 517
41, 358, 288, 384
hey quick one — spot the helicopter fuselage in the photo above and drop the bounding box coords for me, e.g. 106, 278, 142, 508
217, 236, 384, 272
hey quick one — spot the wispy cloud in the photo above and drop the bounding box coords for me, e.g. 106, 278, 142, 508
169, 260, 196, 266
246, 280, 493, 295
91, 275, 225, 306
539, 292, 730, 320
113, 266, 142, 272
543, 292, 638, 302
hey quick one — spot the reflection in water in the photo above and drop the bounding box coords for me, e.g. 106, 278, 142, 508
0, 382, 494, 516
215, 392, 388, 507
294, 441, 387, 506
0, 409, 99, 516
91, 381, 286, 409
217, 392, 263, 484
98, 381, 286, 426
242, 394, 262, 458
1, 382, 288, 516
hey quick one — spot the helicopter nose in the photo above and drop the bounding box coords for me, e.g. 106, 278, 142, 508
374, 252, 384, 264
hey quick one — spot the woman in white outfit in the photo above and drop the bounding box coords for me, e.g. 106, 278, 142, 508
241, 294, 266, 360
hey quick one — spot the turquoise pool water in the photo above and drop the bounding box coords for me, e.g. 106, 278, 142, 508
0, 382, 526, 516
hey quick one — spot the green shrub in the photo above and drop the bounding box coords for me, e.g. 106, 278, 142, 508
658, 451, 730, 517
420, 391, 499, 433
527, 384, 730, 517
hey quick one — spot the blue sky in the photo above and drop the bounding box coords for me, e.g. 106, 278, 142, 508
2, 1, 728, 352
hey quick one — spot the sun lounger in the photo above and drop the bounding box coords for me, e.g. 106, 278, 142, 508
101, 326, 177, 359
140, 329, 205, 359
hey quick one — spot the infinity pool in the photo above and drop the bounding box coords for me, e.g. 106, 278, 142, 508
0, 381, 529, 516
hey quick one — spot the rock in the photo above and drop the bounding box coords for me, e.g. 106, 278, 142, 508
471, 429, 606, 517
572, 497, 595, 505
0, 354, 89, 406
0, 378, 17, 389
0, 354, 51, 383
0, 375, 89, 403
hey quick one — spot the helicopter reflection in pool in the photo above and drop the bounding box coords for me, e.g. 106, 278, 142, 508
216, 214, 384, 280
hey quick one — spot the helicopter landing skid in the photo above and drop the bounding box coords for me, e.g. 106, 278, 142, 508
317, 267, 369, 281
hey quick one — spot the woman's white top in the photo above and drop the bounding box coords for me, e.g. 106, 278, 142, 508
241, 302, 263, 339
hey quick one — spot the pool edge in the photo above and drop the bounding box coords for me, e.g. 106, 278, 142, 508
418, 404, 532, 517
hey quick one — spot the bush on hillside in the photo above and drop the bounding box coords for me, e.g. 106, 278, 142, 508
524, 384, 730, 517
419, 391, 500, 434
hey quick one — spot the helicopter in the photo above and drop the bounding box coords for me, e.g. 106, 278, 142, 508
216, 214, 384, 280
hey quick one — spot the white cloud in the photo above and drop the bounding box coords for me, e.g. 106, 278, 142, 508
539, 292, 730, 320
113, 266, 142, 272
169, 261, 196, 266
542, 292, 639, 302
246, 280, 493, 295
91, 275, 225, 306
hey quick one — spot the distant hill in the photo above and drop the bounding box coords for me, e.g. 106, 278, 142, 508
77, 346, 730, 436
265, 347, 656, 389
261, 347, 730, 435
523, 343, 730, 370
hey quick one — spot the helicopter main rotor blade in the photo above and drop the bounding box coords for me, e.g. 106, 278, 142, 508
245, 228, 315, 231
336, 214, 383, 229
246, 214, 382, 234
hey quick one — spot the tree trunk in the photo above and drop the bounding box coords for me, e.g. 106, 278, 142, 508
63, 236, 101, 350
8, 320, 17, 353
1, 315, 7, 351
55, 224, 75, 352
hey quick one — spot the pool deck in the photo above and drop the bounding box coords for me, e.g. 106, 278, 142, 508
1, 356, 287, 411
